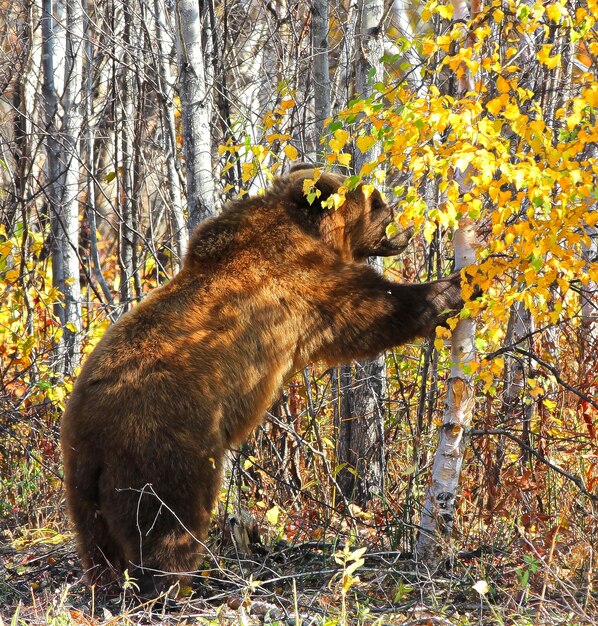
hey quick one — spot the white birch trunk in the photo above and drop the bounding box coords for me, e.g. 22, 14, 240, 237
174, 0, 215, 231
415, 0, 481, 567
58, 0, 84, 373
42, 0, 84, 375
416, 221, 477, 568
82, 0, 114, 308
51, 0, 67, 97
154, 0, 187, 267
239, 14, 274, 194
118, 0, 135, 310
581, 225, 597, 330
41, 0, 60, 207
503, 301, 533, 411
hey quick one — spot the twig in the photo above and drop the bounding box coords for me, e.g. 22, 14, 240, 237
469, 428, 597, 501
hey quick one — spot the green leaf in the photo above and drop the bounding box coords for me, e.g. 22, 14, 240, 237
380, 53, 401, 64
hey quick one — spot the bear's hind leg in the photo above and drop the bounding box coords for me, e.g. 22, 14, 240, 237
67, 493, 127, 588
64, 455, 126, 588
101, 453, 223, 598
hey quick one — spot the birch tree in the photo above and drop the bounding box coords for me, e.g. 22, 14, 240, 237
42, 0, 84, 375
82, 0, 114, 307
118, 0, 136, 310
175, 0, 215, 231
153, 0, 186, 266
416, 223, 478, 567
415, 0, 480, 568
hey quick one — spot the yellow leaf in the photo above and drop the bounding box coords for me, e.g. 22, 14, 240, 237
329, 128, 349, 153
4, 268, 19, 282
493, 8, 505, 22
337, 153, 352, 166
303, 178, 318, 197
0, 240, 13, 258
545, 3, 564, 23
386, 222, 398, 239
503, 103, 522, 121
422, 39, 438, 56
322, 190, 347, 210
356, 135, 376, 153
529, 384, 544, 398
241, 162, 254, 182
280, 98, 295, 110
266, 505, 280, 526
582, 85, 598, 108
537, 45, 561, 69
436, 4, 454, 19
423, 221, 436, 243
360, 161, 377, 177
284, 144, 298, 160
362, 184, 375, 199
486, 96, 505, 116
496, 77, 510, 94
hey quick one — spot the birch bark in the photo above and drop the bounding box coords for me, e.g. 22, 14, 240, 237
174, 0, 215, 231
154, 0, 186, 267
416, 223, 477, 568
42, 0, 84, 375
118, 0, 135, 310
416, 0, 480, 568
83, 0, 114, 308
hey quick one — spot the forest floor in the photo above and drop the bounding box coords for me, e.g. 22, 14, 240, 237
1, 525, 596, 626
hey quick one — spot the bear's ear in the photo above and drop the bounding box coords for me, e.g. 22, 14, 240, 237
287, 169, 344, 213
289, 162, 315, 174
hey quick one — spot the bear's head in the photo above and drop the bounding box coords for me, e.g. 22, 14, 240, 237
287, 164, 414, 262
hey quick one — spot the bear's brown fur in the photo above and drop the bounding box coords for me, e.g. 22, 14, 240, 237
61, 166, 464, 595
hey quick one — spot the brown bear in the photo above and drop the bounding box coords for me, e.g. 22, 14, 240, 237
61, 166, 464, 596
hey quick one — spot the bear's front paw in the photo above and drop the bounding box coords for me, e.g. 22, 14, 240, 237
428, 273, 464, 327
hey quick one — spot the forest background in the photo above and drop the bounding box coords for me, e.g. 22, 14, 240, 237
0, 0, 597, 624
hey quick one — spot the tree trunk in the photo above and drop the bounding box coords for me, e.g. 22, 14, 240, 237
487, 301, 534, 508
416, 222, 477, 569
117, 0, 135, 311
154, 0, 186, 268
42, 0, 84, 375
335, 0, 386, 507
415, 0, 481, 572
311, 0, 330, 155
174, 0, 215, 231
83, 0, 114, 309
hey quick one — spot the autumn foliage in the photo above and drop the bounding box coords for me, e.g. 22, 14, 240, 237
1, 0, 597, 621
